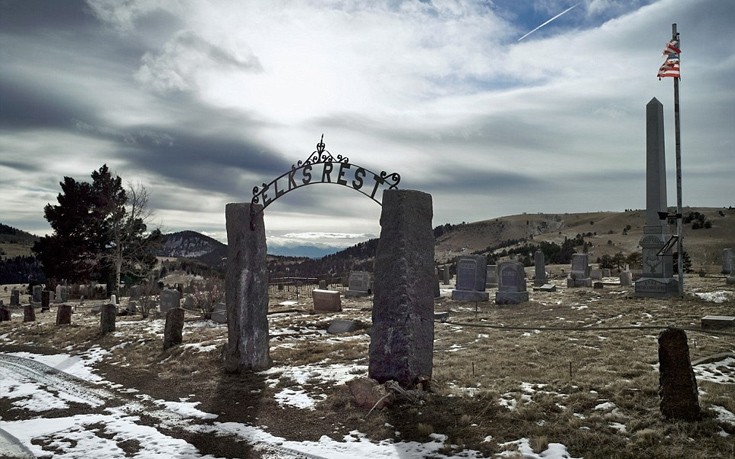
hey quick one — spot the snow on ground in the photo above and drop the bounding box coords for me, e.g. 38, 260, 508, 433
2, 351, 576, 458
691, 290, 734, 303
695, 357, 735, 384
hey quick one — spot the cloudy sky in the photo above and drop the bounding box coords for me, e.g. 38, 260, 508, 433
1, 0, 733, 254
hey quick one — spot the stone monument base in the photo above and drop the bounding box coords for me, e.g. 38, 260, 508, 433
495, 291, 529, 305
451, 290, 489, 302
635, 277, 679, 297
345, 290, 369, 298
567, 278, 592, 288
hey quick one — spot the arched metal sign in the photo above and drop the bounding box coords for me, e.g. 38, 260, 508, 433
251, 135, 400, 219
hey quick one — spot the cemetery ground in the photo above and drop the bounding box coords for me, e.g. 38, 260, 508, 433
0, 271, 734, 458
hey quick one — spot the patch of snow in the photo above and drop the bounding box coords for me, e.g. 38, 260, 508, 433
609, 422, 627, 433
694, 357, 735, 384
497, 438, 581, 459
274, 388, 319, 410
692, 290, 733, 303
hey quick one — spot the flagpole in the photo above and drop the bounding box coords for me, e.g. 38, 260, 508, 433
672, 23, 684, 296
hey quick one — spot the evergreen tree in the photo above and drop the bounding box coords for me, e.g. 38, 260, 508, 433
33, 165, 159, 288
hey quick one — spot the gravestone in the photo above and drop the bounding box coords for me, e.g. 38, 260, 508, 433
486, 265, 498, 288
590, 269, 603, 280
130, 285, 142, 300
327, 319, 360, 334
210, 302, 226, 324
56, 304, 72, 325
55, 285, 63, 303
32, 285, 42, 303
369, 190, 435, 387
442, 266, 450, 285
159, 288, 180, 314
602, 268, 611, 277
23, 305, 35, 322
163, 307, 185, 350
619, 271, 633, 287
41, 290, 51, 312
100, 303, 116, 334
451, 255, 489, 301
183, 294, 197, 310
495, 261, 529, 305
533, 250, 547, 287
0, 305, 10, 322
567, 253, 592, 287
635, 98, 678, 297
701, 315, 735, 329
658, 328, 700, 421
723, 248, 735, 284
10, 288, 20, 306
126, 301, 138, 315
318, 279, 327, 289
223, 203, 271, 373
346, 271, 371, 298
312, 289, 342, 312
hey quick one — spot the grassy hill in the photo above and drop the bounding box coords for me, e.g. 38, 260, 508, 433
0, 223, 39, 259
435, 207, 734, 272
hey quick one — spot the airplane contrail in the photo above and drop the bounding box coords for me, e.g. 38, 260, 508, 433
518, 3, 580, 42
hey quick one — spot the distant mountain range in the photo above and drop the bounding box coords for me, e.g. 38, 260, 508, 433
158, 231, 227, 266
3, 206, 733, 276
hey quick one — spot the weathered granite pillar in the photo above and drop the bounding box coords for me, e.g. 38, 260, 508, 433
10, 288, 20, 306
0, 305, 10, 322
658, 327, 700, 421
723, 248, 734, 275
41, 290, 51, 312
56, 304, 72, 325
369, 190, 434, 387
533, 249, 547, 286
224, 203, 270, 372
23, 305, 36, 322
636, 98, 678, 297
100, 303, 117, 334
163, 307, 185, 350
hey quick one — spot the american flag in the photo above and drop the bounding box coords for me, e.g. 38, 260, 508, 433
658, 39, 680, 79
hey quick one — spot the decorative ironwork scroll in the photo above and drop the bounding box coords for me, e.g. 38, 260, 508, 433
250, 135, 400, 225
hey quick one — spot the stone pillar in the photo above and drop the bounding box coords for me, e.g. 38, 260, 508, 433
369, 190, 434, 388
100, 303, 117, 334
0, 305, 10, 322
658, 328, 700, 420
23, 305, 36, 322
163, 307, 185, 350
56, 304, 72, 325
41, 290, 51, 312
635, 98, 678, 297
224, 203, 270, 372
32, 285, 42, 303
723, 248, 734, 275
533, 249, 547, 286
10, 288, 20, 306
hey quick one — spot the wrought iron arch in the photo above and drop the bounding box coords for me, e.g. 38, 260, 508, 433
250, 135, 400, 225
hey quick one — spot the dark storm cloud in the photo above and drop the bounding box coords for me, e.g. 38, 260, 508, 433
415, 166, 548, 195
0, 73, 93, 130
0, 0, 93, 31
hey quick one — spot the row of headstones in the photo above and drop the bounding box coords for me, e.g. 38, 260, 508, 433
450, 252, 635, 304
0, 303, 72, 324
8, 285, 71, 307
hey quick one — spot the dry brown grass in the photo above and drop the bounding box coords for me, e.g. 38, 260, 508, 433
1, 274, 733, 458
